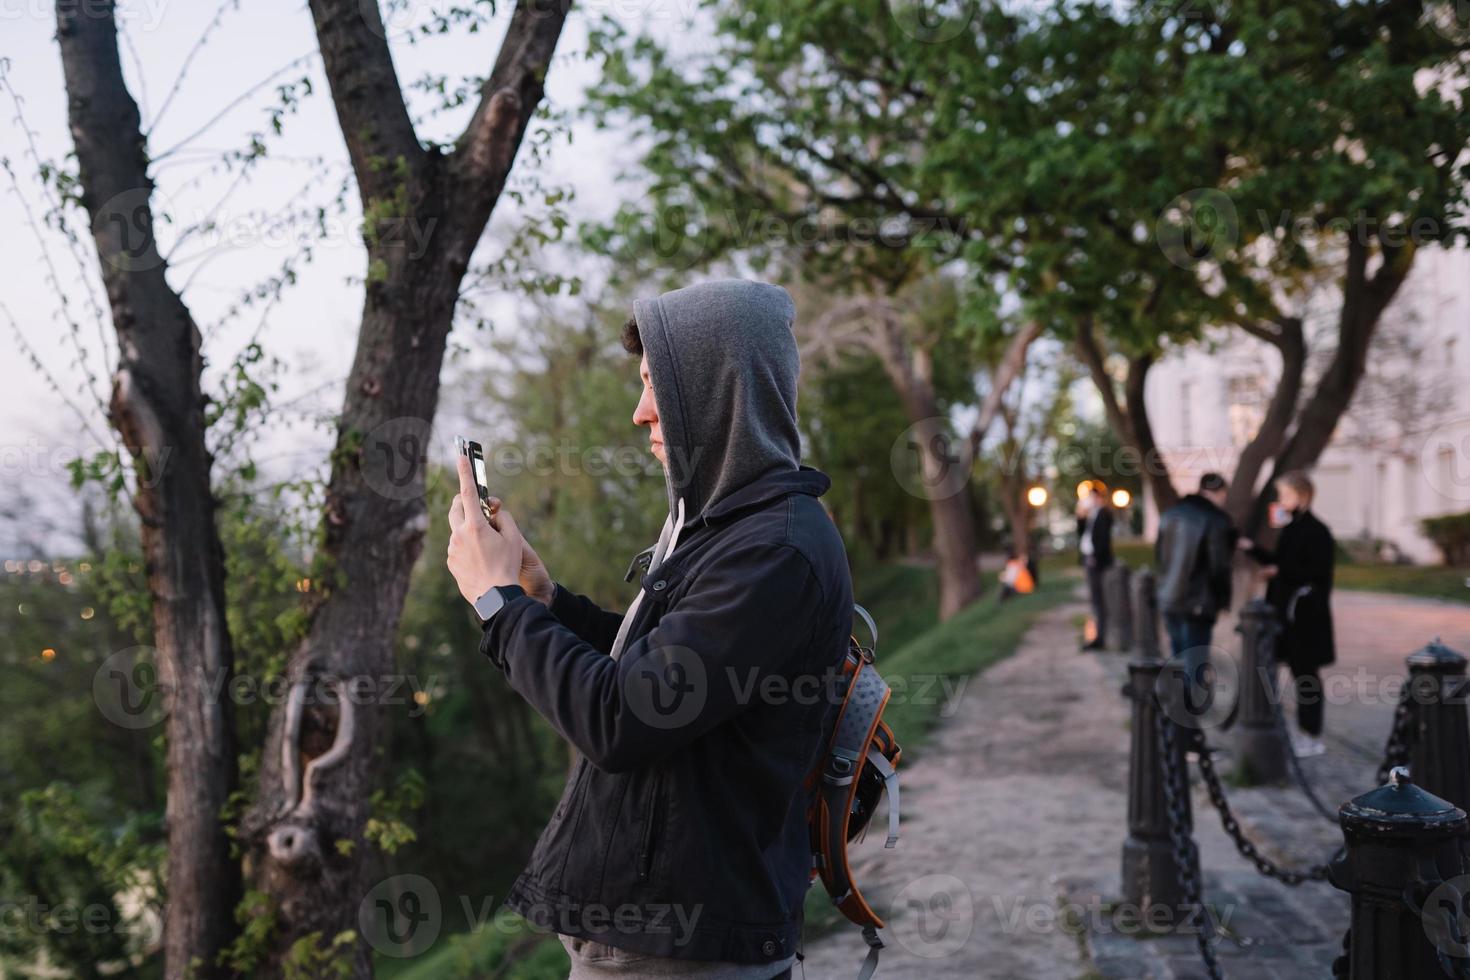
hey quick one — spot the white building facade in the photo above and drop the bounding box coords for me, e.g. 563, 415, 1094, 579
1143, 245, 1470, 564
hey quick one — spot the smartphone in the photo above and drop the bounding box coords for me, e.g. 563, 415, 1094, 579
454, 436, 497, 526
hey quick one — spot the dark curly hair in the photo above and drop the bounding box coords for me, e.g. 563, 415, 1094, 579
620, 316, 642, 356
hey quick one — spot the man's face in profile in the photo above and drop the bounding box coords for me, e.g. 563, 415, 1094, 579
634, 354, 666, 467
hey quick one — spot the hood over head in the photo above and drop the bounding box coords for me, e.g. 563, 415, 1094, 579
632, 278, 803, 524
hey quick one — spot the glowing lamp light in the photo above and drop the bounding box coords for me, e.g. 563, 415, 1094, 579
1112, 489, 1132, 509
1026, 485, 1049, 508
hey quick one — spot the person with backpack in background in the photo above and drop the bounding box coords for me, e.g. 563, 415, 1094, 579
445, 279, 854, 979
1155, 472, 1235, 689
1240, 470, 1337, 757
1077, 484, 1114, 650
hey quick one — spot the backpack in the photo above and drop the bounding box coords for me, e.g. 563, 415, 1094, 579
805, 604, 902, 979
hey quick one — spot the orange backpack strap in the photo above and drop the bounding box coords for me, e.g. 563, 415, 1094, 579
815, 659, 893, 927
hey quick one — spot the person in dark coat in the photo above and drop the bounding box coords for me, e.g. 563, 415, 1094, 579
1155, 473, 1234, 685
1240, 470, 1336, 756
1077, 485, 1114, 650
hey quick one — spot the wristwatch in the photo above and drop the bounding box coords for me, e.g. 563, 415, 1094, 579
473, 584, 524, 626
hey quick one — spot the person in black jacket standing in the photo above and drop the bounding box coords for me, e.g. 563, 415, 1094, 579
1240, 470, 1337, 757
444, 280, 852, 979
1077, 484, 1114, 650
1155, 473, 1234, 685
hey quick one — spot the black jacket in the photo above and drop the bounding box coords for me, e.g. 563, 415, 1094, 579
477, 280, 853, 966
480, 469, 850, 964
1077, 506, 1114, 568
1156, 494, 1234, 621
1248, 509, 1337, 669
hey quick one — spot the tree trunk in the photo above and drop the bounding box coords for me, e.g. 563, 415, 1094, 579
1224, 318, 1304, 529
56, 4, 241, 976
1075, 319, 1178, 513
1266, 239, 1414, 488
866, 313, 982, 618
239, 2, 570, 975
897, 382, 982, 620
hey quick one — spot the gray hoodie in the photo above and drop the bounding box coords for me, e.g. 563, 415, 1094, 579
608, 279, 805, 660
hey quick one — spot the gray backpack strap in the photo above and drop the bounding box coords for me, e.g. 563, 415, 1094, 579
610, 498, 685, 661
866, 744, 900, 848
856, 925, 883, 980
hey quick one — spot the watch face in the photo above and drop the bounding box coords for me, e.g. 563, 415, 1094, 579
474, 587, 506, 623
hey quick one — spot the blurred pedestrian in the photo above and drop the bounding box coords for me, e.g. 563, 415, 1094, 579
1077, 485, 1113, 650
1156, 473, 1234, 691
1240, 470, 1336, 757
998, 552, 1035, 602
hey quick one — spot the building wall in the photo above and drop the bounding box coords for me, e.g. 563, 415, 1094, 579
1142, 245, 1470, 563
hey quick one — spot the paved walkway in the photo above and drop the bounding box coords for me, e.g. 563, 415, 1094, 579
797, 585, 1470, 979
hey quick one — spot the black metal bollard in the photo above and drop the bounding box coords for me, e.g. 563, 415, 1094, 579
1329, 767, 1469, 979
1132, 567, 1161, 660
1103, 564, 1134, 652
1407, 638, 1470, 815
1121, 659, 1193, 915
1233, 598, 1288, 784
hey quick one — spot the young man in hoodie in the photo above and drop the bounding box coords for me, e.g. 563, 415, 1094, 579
445, 279, 854, 979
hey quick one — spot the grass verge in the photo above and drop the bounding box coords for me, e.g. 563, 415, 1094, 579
388, 566, 1080, 977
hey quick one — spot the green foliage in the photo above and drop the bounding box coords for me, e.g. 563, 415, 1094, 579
365, 768, 427, 855
1422, 510, 1470, 566
282, 930, 356, 980
220, 889, 278, 977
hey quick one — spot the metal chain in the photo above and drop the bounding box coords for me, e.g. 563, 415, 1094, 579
1193, 743, 1334, 885
1376, 677, 1418, 787
1156, 708, 1225, 980
1255, 628, 1338, 824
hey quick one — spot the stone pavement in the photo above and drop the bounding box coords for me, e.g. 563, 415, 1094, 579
797, 584, 1470, 979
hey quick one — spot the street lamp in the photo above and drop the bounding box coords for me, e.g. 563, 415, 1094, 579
1111, 488, 1132, 509
1026, 485, 1049, 508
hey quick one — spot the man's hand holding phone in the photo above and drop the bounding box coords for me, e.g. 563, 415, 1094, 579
446, 448, 554, 607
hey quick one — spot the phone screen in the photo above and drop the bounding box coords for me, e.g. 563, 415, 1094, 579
472, 453, 488, 497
